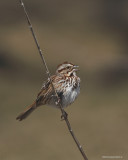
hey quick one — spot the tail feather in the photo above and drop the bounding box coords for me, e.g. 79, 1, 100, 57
16, 102, 37, 121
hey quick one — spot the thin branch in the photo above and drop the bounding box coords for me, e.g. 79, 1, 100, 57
18, 1, 88, 160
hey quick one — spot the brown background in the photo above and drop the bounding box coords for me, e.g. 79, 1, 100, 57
0, 0, 128, 160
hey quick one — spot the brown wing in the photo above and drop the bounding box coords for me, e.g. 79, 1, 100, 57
36, 77, 53, 105
36, 75, 64, 106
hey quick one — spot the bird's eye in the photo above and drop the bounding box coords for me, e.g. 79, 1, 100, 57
67, 66, 70, 69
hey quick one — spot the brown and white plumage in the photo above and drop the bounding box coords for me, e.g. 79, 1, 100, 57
16, 62, 80, 121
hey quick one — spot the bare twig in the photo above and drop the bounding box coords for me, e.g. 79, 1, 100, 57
18, 1, 88, 160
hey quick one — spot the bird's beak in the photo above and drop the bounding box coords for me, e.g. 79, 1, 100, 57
73, 65, 79, 71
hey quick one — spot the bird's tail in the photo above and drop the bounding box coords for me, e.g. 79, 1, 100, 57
16, 101, 37, 121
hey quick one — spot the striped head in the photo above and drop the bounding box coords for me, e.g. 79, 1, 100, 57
56, 62, 79, 76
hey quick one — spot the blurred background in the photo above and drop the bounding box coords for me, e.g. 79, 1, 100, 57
0, 0, 128, 160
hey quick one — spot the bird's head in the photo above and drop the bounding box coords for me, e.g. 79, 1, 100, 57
56, 62, 79, 76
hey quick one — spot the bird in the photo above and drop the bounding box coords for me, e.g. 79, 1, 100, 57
16, 62, 80, 121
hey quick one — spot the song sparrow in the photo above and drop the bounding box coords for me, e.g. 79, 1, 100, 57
16, 62, 80, 121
